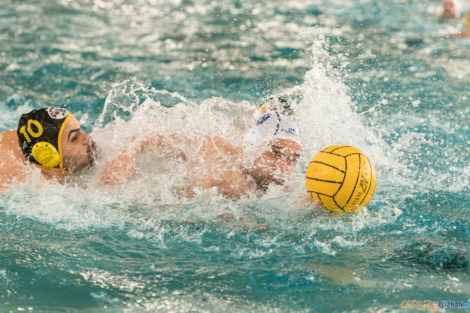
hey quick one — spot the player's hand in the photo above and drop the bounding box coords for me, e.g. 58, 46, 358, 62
303, 194, 322, 208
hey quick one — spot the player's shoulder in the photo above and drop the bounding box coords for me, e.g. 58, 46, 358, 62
0, 130, 30, 188
0, 130, 18, 145
0, 130, 24, 165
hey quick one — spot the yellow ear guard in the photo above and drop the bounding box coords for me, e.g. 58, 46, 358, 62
31, 142, 61, 168
17, 107, 71, 173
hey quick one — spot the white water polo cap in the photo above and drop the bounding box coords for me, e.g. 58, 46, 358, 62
242, 110, 302, 155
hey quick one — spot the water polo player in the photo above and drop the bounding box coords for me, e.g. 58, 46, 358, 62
175, 109, 302, 198
0, 108, 96, 190
1, 106, 302, 198
442, 0, 461, 18
241, 110, 301, 188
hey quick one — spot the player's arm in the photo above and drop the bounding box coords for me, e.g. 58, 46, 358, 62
447, 14, 470, 37
212, 136, 242, 155
188, 171, 248, 199
141, 133, 187, 160
447, 32, 464, 37
461, 25, 470, 37
99, 133, 187, 185
0, 155, 28, 191
99, 143, 142, 185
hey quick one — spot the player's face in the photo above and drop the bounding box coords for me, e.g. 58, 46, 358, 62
443, 0, 456, 18
61, 114, 97, 172
250, 139, 301, 186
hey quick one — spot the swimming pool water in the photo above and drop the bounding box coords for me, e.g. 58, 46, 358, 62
0, 0, 469, 312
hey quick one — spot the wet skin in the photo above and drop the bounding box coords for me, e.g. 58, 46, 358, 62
249, 139, 301, 187
60, 115, 96, 173
188, 136, 301, 197
442, 0, 457, 18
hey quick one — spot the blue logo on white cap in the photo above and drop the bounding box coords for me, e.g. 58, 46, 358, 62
256, 114, 271, 125
281, 127, 298, 136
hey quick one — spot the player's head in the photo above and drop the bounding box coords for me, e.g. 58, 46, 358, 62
249, 138, 301, 187
17, 107, 97, 173
242, 110, 301, 188
442, 0, 461, 18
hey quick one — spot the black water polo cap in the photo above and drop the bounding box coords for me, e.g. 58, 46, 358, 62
17, 107, 71, 172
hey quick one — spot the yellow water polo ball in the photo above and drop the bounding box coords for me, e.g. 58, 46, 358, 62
305, 145, 377, 213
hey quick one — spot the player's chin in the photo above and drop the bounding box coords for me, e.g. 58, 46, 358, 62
69, 155, 94, 173
69, 161, 88, 173
443, 11, 454, 18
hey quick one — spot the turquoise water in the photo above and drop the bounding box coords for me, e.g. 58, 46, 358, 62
1, 0, 469, 312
